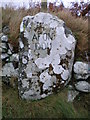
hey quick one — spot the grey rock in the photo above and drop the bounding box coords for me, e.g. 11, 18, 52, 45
0, 42, 7, 49
7, 49, 12, 55
1, 53, 9, 60
2, 26, 10, 34
10, 54, 19, 62
67, 85, 79, 102
75, 81, 90, 93
68, 90, 79, 102
2, 63, 18, 77
74, 62, 90, 79
19, 12, 76, 100
8, 43, 13, 52
1, 35, 8, 42
19, 40, 24, 49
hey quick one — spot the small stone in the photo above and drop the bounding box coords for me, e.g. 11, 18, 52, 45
74, 62, 89, 79
8, 43, 13, 51
74, 62, 88, 74
3, 26, 10, 34
61, 81, 65, 84
1, 53, 9, 60
41, 94, 47, 98
68, 90, 79, 102
19, 40, 24, 49
10, 54, 19, 62
1, 35, 8, 42
8, 49, 12, 55
6, 58, 9, 62
0, 43, 7, 49
75, 81, 90, 93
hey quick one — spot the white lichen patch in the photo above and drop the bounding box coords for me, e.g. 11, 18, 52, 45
22, 57, 28, 64
40, 71, 51, 83
74, 62, 89, 79
25, 63, 32, 77
61, 70, 69, 80
35, 57, 50, 69
19, 12, 76, 100
53, 65, 64, 74
40, 71, 52, 91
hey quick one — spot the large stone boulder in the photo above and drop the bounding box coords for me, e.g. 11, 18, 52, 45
19, 12, 76, 100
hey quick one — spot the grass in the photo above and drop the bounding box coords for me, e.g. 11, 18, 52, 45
2, 84, 89, 118
55, 10, 88, 61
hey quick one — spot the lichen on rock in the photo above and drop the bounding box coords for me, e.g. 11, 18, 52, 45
74, 61, 90, 79
18, 12, 76, 100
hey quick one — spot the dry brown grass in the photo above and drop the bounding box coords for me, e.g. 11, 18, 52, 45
53, 10, 88, 61
2, 7, 88, 60
2, 7, 40, 50
8, 9, 27, 47
56, 11, 88, 34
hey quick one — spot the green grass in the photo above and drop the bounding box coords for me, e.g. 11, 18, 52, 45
2, 84, 89, 118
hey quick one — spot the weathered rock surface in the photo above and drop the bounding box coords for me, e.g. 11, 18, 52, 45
74, 62, 90, 79
18, 12, 76, 100
75, 81, 90, 93
0, 34, 8, 42
0, 34, 13, 63
0, 32, 19, 87
2, 26, 10, 35
2, 63, 18, 77
10, 54, 19, 62
67, 85, 79, 102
